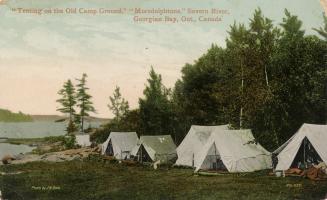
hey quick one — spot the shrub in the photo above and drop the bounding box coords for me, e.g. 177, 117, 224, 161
90, 127, 110, 144
63, 135, 77, 149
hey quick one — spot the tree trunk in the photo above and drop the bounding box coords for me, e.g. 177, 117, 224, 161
81, 99, 85, 133
69, 106, 72, 122
264, 65, 269, 87
240, 58, 244, 129
81, 115, 84, 133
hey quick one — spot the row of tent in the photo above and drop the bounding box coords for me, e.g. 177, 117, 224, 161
100, 123, 327, 173
101, 133, 177, 163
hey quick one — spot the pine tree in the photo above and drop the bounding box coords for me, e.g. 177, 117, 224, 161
56, 79, 77, 134
313, 14, 327, 40
108, 86, 129, 122
75, 73, 96, 133
139, 67, 173, 135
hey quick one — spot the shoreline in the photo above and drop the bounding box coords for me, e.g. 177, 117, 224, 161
0, 146, 99, 166
0, 138, 46, 146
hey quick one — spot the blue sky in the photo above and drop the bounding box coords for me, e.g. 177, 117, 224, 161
0, 0, 324, 117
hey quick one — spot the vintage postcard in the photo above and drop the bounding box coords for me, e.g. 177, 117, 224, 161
0, 0, 326, 199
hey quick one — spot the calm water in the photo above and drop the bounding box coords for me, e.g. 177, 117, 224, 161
0, 121, 102, 158
0, 143, 35, 158
0, 121, 102, 138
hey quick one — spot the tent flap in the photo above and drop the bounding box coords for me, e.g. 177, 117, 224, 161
275, 124, 327, 171
194, 129, 272, 172
132, 135, 177, 163
102, 132, 139, 160
175, 125, 229, 167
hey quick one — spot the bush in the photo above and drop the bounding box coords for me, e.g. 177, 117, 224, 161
44, 135, 77, 149
63, 135, 77, 149
90, 127, 110, 144
90, 110, 142, 144
44, 136, 66, 143
66, 121, 78, 134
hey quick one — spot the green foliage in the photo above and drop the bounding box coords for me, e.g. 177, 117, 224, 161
313, 14, 327, 39
226, 8, 281, 147
93, 68, 175, 143
66, 120, 78, 134
43, 136, 67, 143
90, 9, 326, 151
43, 135, 77, 149
56, 79, 77, 134
91, 109, 142, 144
0, 109, 33, 122
171, 45, 234, 142
172, 9, 327, 150
74, 114, 81, 127
27, 136, 76, 154
139, 67, 174, 136
280, 9, 305, 39
177, 46, 227, 124
76, 73, 96, 132
90, 127, 109, 144
108, 86, 129, 122
56, 80, 77, 120
254, 10, 326, 149
63, 135, 77, 149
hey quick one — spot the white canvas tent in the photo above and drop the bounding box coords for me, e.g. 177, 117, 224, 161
132, 135, 177, 163
274, 123, 327, 171
194, 129, 272, 172
175, 125, 229, 167
101, 132, 139, 160
76, 134, 91, 147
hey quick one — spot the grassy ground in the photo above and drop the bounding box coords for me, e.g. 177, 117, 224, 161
0, 159, 326, 200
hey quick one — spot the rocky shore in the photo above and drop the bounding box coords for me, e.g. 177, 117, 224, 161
0, 147, 100, 166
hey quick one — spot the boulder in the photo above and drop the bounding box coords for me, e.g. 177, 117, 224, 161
2, 155, 15, 165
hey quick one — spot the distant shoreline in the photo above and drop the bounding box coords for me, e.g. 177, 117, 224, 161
0, 137, 8, 143
0, 138, 45, 146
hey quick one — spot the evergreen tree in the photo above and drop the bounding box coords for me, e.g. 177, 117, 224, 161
313, 14, 327, 39
139, 67, 173, 136
171, 9, 326, 150
89, 9, 326, 151
56, 79, 77, 134
267, 9, 327, 145
313, 14, 327, 123
75, 73, 96, 133
108, 86, 129, 122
